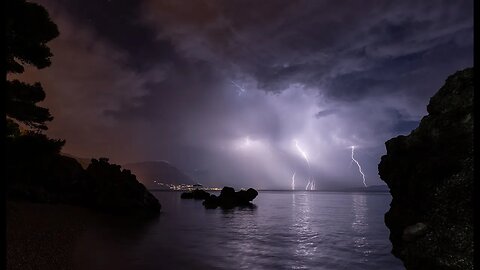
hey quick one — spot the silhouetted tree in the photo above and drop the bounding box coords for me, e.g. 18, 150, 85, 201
6, 0, 59, 131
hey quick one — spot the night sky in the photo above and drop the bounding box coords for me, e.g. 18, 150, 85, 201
18, 0, 473, 189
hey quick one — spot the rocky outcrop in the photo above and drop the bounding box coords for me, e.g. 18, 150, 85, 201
6, 134, 161, 217
180, 186, 259, 209
378, 68, 473, 270
202, 187, 258, 209
82, 158, 161, 217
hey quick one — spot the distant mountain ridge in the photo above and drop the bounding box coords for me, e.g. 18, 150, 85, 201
122, 161, 195, 188
62, 153, 194, 188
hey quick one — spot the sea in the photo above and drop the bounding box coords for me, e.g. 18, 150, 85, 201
72, 191, 405, 270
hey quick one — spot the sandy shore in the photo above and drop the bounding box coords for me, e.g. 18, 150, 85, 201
6, 200, 99, 270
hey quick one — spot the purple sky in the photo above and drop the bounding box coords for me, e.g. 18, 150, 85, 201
18, 0, 473, 189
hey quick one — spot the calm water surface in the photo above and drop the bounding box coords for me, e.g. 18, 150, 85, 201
73, 191, 405, 270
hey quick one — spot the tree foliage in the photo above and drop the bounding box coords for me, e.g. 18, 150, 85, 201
6, 0, 59, 130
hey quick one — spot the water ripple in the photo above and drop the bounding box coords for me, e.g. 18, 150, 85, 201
73, 191, 405, 270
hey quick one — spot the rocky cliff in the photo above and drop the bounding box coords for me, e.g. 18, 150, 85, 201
6, 134, 161, 217
378, 68, 473, 269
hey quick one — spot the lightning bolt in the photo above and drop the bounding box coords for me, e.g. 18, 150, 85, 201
231, 80, 246, 95
291, 172, 296, 190
351, 146, 367, 188
294, 139, 316, 190
305, 179, 315, 190
294, 139, 310, 167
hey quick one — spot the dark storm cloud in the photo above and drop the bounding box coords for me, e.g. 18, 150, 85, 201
314, 109, 337, 119
45, 0, 177, 71
383, 108, 420, 134
142, 0, 472, 101
22, 0, 472, 189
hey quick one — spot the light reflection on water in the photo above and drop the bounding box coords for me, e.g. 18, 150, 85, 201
73, 191, 404, 270
352, 194, 371, 262
292, 193, 317, 263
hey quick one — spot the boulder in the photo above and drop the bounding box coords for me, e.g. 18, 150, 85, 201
202, 194, 220, 209
202, 186, 258, 209
180, 189, 210, 200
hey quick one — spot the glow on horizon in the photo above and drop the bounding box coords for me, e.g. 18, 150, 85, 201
233, 136, 267, 151
244, 136, 251, 147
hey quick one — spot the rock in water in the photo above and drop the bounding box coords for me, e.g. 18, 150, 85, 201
203, 187, 258, 209
378, 68, 473, 270
202, 194, 220, 209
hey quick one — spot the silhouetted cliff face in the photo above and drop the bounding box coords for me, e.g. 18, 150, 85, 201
6, 134, 160, 217
378, 68, 473, 270
82, 159, 161, 217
